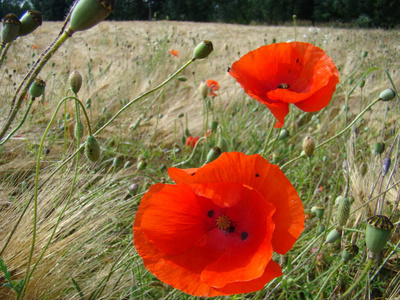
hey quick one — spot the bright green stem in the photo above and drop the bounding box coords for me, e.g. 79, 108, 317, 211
0, 42, 11, 68
0, 97, 88, 258
315, 261, 344, 299
0, 31, 71, 142
261, 121, 275, 157
339, 258, 374, 299
0, 98, 35, 146
281, 98, 381, 170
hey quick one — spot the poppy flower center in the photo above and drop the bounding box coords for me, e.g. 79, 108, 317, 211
277, 83, 290, 89
216, 215, 232, 230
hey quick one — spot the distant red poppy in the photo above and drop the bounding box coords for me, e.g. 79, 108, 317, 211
206, 79, 219, 97
32, 45, 37, 50
229, 42, 339, 127
185, 136, 200, 148
170, 49, 179, 57
133, 152, 304, 297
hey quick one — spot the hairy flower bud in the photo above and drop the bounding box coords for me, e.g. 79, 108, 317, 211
302, 136, 315, 157
69, 70, 83, 94
379, 89, 396, 102
206, 146, 222, 163
85, 135, 101, 162
336, 197, 351, 227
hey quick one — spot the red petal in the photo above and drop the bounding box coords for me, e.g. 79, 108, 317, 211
169, 152, 304, 254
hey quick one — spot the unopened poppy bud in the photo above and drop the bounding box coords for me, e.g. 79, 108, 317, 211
217, 136, 229, 153
336, 197, 351, 227
199, 80, 209, 98
19, 10, 42, 36
66, 0, 114, 35
366, 215, 393, 255
342, 244, 359, 261
184, 128, 191, 137
302, 136, 315, 157
348, 78, 354, 85
209, 120, 218, 132
124, 160, 132, 169
317, 225, 325, 235
1, 14, 21, 43
361, 50, 368, 58
373, 142, 385, 155
360, 162, 368, 176
279, 129, 289, 140
193, 40, 213, 60
74, 120, 84, 139
137, 160, 147, 171
382, 157, 391, 176
69, 70, 83, 94
325, 228, 341, 244
85, 135, 100, 162
29, 78, 46, 98
127, 183, 139, 196
177, 76, 188, 82
359, 80, 365, 88
379, 89, 396, 101
206, 147, 222, 163
112, 156, 123, 168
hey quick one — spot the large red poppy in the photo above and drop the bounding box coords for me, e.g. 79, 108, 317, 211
133, 152, 304, 297
229, 42, 339, 127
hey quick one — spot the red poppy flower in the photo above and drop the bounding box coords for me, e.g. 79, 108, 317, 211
32, 45, 37, 50
206, 79, 219, 97
170, 49, 179, 57
185, 136, 200, 148
229, 42, 339, 127
133, 152, 304, 297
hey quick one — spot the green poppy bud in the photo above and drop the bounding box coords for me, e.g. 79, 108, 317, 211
85, 135, 101, 162
373, 142, 385, 155
317, 225, 325, 235
336, 197, 351, 227
137, 160, 147, 171
366, 215, 393, 255
361, 50, 368, 58
112, 156, 123, 168
342, 244, 359, 261
127, 183, 139, 196
184, 128, 191, 137
177, 76, 188, 82
74, 120, 84, 139
314, 205, 325, 219
67, 0, 114, 35
279, 129, 289, 140
206, 147, 222, 163
69, 70, 83, 94
217, 136, 229, 153
1, 14, 21, 44
359, 79, 365, 88
19, 10, 42, 36
193, 40, 213, 60
379, 89, 396, 102
124, 160, 132, 169
360, 162, 368, 176
302, 136, 315, 157
325, 228, 341, 244
29, 78, 46, 98
199, 80, 209, 98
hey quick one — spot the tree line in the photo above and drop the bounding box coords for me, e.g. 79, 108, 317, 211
1, 0, 399, 28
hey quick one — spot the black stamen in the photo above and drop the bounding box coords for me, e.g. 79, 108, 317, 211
241, 232, 249, 241
255, 173, 260, 177
190, 172, 196, 176
207, 210, 215, 218
227, 226, 235, 233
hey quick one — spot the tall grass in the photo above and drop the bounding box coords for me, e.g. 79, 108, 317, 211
0, 18, 400, 299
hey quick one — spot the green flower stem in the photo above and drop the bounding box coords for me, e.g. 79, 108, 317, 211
261, 120, 275, 157
0, 97, 88, 258
173, 136, 207, 167
0, 31, 71, 142
315, 261, 344, 299
0, 42, 12, 68
281, 98, 381, 170
0, 97, 35, 146
339, 258, 374, 299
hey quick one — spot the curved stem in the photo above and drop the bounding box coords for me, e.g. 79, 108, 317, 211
281, 98, 381, 170
0, 97, 35, 146
0, 31, 71, 142
315, 261, 344, 299
0, 42, 11, 68
339, 258, 374, 299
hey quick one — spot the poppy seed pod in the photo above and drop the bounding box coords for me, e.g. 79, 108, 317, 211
85, 135, 101, 162
206, 147, 222, 163
29, 78, 46, 98
336, 197, 350, 227
366, 215, 393, 255
379, 89, 396, 102
19, 10, 42, 36
342, 244, 359, 261
314, 205, 325, 219
69, 70, 83, 94
302, 136, 315, 157
325, 228, 341, 244
193, 40, 213, 60
1, 14, 21, 44
66, 0, 114, 35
